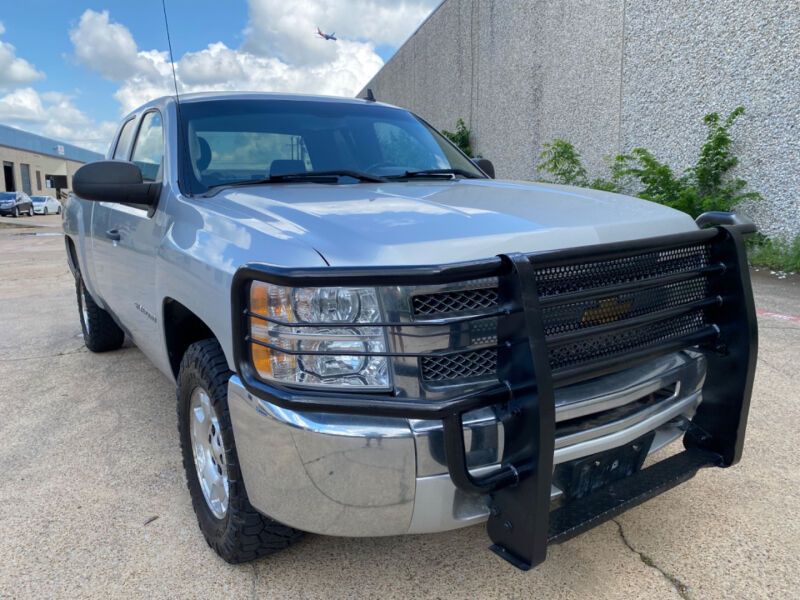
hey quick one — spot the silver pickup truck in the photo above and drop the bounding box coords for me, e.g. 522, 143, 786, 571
64, 92, 757, 570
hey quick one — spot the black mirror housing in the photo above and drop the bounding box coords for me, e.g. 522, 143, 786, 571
472, 158, 495, 179
73, 161, 160, 205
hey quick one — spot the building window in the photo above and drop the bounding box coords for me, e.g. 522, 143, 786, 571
36, 170, 42, 191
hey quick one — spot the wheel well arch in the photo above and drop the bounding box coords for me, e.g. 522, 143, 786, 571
162, 298, 220, 378
65, 235, 80, 278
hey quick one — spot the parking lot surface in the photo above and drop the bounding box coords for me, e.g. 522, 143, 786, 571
1, 223, 798, 599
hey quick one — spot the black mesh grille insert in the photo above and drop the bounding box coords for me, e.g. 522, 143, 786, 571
421, 348, 498, 382
542, 277, 710, 336
412, 287, 499, 316
416, 241, 716, 382
548, 309, 708, 371
533, 244, 710, 298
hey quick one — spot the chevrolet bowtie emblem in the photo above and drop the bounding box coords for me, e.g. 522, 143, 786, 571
582, 297, 633, 324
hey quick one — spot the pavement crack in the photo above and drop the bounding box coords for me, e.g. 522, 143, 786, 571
758, 356, 792, 378
0, 346, 86, 362
250, 564, 258, 600
613, 519, 691, 600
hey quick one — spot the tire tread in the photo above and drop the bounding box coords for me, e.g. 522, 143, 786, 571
76, 276, 125, 352
177, 339, 303, 563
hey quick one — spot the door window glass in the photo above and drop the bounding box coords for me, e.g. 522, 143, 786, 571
130, 112, 164, 181
113, 119, 137, 160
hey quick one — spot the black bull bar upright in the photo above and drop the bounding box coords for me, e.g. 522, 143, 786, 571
232, 222, 758, 570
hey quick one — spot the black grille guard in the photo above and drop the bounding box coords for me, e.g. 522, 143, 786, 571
231, 220, 758, 570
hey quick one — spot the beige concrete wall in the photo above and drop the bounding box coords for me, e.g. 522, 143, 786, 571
0, 145, 84, 198
362, 0, 800, 239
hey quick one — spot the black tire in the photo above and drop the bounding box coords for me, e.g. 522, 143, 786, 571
76, 275, 125, 352
13, 207, 19, 218
177, 339, 302, 563
44, 207, 49, 215
57, 206, 62, 215
28, 207, 34, 216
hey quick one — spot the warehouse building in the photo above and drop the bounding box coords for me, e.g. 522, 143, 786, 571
0, 124, 103, 200
362, 0, 799, 239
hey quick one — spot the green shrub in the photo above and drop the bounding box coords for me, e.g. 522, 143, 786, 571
442, 118, 473, 157
535, 108, 800, 271
536, 106, 761, 219
746, 234, 800, 272
611, 106, 761, 217
536, 139, 588, 186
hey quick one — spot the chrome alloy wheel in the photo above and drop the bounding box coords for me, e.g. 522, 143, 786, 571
189, 387, 229, 519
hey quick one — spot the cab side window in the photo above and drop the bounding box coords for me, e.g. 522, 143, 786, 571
130, 112, 164, 182
112, 119, 136, 160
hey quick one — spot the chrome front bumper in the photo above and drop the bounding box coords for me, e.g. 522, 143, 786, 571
228, 351, 705, 537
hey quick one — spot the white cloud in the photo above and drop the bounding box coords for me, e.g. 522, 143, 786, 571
107, 40, 385, 113
244, 0, 440, 66
69, 1, 436, 115
0, 87, 116, 153
69, 10, 163, 81
0, 21, 45, 90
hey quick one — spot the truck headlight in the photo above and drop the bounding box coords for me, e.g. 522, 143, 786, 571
248, 282, 390, 389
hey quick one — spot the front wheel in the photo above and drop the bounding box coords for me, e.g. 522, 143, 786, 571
177, 339, 302, 563
13, 207, 19, 218
28, 207, 34, 216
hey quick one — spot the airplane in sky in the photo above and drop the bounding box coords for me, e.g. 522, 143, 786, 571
315, 27, 337, 41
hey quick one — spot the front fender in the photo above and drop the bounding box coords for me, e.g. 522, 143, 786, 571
63, 196, 104, 305
157, 196, 328, 374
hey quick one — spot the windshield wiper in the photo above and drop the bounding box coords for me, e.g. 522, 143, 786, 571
267, 170, 387, 183
386, 168, 481, 180
207, 170, 386, 192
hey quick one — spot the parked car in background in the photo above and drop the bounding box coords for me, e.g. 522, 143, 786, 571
31, 195, 62, 215
0, 191, 34, 217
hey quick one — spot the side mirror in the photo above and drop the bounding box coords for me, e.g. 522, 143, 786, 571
472, 158, 495, 179
73, 161, 160, 205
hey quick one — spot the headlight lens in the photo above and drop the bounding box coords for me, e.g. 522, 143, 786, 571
248, 282, 390, 389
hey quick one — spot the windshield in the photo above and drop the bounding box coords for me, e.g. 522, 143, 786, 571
179, 99, 484, 193
0, 192, 15, 200
31, 197, 47, 203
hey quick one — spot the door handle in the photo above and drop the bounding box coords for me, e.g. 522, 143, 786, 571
105, 228, 121, 241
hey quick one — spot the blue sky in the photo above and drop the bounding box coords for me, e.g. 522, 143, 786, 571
0, 0, 437, 151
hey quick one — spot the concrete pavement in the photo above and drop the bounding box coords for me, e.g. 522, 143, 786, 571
0, 224, 798, 599
0, 213, 63, 228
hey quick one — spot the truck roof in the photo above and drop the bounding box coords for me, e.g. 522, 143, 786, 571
125, 91, 396, 119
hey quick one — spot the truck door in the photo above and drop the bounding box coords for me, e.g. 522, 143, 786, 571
91, 110, 166, 359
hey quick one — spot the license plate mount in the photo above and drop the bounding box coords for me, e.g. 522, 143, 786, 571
552, 432, 655, 502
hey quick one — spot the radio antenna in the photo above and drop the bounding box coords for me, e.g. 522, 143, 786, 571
161, 0, 181, 102
161, 0, 191, 195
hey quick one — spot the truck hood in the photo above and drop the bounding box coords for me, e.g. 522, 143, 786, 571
216, 179, 699, 266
